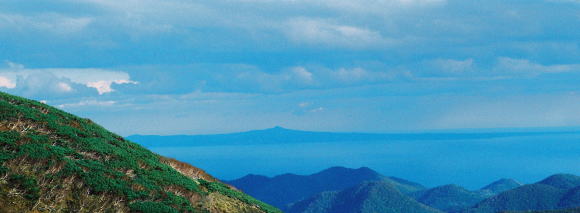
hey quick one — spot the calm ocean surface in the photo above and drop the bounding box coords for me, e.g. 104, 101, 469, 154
149, 133, 580, 189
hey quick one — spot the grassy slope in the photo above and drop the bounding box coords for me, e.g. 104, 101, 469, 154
0, 92, 279, 213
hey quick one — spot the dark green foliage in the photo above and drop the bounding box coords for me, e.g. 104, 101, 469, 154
129, 201, 180, 213
0, 92, 278, 212
9, 174, 40, 201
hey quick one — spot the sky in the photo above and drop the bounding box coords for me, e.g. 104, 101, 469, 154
2, 0, 580, 135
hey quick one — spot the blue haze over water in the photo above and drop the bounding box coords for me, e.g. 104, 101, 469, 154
130, 128, 580, 189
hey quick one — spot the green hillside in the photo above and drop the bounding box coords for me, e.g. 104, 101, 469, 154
414, 184, 490, 212
0, 92, 280, 213
287, 180, 442, 213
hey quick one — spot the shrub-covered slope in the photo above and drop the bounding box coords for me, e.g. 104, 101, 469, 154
0, 92, 279, 213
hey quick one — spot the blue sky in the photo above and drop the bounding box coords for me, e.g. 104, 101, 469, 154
2, 0, 580, 135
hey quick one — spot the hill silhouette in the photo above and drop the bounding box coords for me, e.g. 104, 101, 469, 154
466, 174, 580, 213
414, 184, 490, 212
227, 166, 424, 210
287, 180, 441, 213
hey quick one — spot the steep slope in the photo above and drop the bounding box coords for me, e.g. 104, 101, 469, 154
227, 166, 424, 209
0, 92, 279, 213
287, 180, 441, 213
466, 174, 580, 213
414, 184, 490, 212
480, 178, 522, 194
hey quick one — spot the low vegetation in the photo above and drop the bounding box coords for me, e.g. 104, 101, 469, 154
0, 92, 279, 212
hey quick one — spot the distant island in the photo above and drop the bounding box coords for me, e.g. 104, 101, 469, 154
127, 126, 579, 147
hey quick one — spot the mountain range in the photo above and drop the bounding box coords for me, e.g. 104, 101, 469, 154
228, 167, 580, 213
467, 174, 580, 213
227, 166, 425, 210
0, 92, 279, 212
287, 181, 441, 213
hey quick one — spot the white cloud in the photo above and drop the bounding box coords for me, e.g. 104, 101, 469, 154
332, 67, 394, 83
284, 18, 393, 48
431, 58, 475, 74
6, 61, 24, 69
0, 62, 137, 95
87, 79, 137, 95
57, 100, 117, 109
335, 68, 369, 81
290, 67, 314, 83
298, 102, 310, 108
293, 101, 325, 115
57, 82, 73, 92
496, 57, 578, 75
412, 57, 580, 81
0, 13, 93, 35
309, 106, 325, 113
0, 76, 16, 89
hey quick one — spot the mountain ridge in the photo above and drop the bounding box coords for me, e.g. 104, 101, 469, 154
229, 166, 580, 213
465, 174, 580, 213
287, 180, 442, 213
480, 178, 522, 194
227, 166, 425, 210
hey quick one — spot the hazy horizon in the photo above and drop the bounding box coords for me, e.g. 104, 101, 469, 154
126, 125, 580, 137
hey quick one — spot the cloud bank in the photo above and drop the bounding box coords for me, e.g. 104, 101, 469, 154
2, 0, 580, 134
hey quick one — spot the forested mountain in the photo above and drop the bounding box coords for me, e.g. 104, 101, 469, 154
227, 166, 424, 210
287, 180, 441, 213
466, 174, 580, 213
